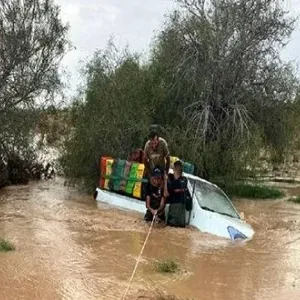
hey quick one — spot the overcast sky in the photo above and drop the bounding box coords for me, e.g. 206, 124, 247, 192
55, 0, 300, 98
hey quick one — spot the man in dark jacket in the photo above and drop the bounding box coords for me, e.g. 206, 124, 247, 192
165, 160, 189, 227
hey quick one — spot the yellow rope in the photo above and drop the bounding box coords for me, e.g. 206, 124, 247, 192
121, 215, 156, 300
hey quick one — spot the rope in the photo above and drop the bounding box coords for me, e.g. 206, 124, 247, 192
121, 214, 156, 300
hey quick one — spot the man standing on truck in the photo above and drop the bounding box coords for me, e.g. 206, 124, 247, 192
142, 129, 170, 201
143, 129, 170, 177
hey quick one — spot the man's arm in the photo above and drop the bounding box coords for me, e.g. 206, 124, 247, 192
162, 139, 170, 173
146, 195, 151, 210
143, 156, 150, 170
158, 196, 166, 213
165, 155, 170, 174
164, 175, 169, 198
145, 183, 156, 215
146, 195, 156, 215
143, 142, 150, 170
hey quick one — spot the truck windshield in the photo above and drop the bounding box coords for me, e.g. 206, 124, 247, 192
189, 179, 240, 219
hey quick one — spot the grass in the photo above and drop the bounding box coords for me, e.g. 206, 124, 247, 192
0, 238, 15, 252
155, 259, 180, 274
287, 196, 300, 204
217, 183, 285, 199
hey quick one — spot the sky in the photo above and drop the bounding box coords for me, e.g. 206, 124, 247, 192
55, 0, 300, 98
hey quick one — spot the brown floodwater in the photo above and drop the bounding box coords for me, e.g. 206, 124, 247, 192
1, 178, 300, 300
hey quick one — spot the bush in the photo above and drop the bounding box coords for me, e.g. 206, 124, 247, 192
288, 196, 300, 204
0, 239, 15, 252
61, 44, 158, 190
223, 183, 284, 199
155, 259, 180, 274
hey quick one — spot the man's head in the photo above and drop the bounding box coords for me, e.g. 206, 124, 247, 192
148, 130, 159, 150
151, 166, 163, 185
174, 160, 183, 177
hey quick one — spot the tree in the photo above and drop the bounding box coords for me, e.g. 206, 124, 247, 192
0, 0, 70, 112
0, 0, 70, 187
151, 0, 298, 179
62, 0, 300, 189
61, 42, 156, 190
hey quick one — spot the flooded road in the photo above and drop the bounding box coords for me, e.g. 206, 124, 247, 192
1, 178, 300, 300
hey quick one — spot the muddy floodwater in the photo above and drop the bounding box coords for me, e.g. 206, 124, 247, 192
1, 178, 300, 300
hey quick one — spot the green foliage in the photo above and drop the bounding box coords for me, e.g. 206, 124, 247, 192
62, 0, 300, 189
150, 0, 297, 179
0, 239, 15, 252
0, 0, 70, 111
287, 196, 300, 204
0, 108, 39, 164
220, 183, 284, 199
155, 259, 180, 274
37, 107, 71, 148
0, 0, 70, 188
61, 43, 158, 189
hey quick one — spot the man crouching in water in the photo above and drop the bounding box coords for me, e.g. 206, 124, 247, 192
144, 167, 166, 222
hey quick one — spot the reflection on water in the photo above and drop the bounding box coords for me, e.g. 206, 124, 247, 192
1, 178, 300, 299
